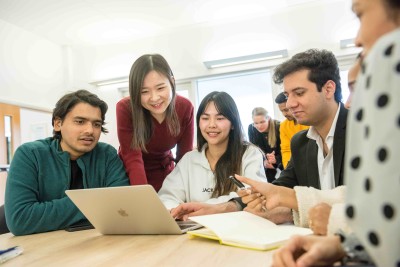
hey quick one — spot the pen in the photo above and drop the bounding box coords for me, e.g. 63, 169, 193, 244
0, 246, 23, 264
228, 175, 245, 190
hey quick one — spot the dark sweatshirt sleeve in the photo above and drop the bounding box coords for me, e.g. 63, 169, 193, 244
104, 145, 130, 187
5, 146, 84, 236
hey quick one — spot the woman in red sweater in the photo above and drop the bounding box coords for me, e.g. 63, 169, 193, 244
116, 54, 194, 191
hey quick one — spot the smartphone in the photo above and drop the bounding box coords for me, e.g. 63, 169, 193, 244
65, 219, 94, 232
228, 175, 245, 189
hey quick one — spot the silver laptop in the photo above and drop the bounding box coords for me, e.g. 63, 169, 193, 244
65, 185, 202, 235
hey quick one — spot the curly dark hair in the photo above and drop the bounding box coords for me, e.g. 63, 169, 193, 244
52, 89, 108, 139
274, 92, 287, 104
273, 49, 342, 103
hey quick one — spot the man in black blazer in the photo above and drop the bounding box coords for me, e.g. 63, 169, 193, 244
273, 104, 347, 189
271, 49, 346, 190
166, 49, 347, 222
233, 49, 347, 223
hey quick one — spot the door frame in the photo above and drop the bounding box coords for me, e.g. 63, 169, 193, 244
0, 102, 21, 205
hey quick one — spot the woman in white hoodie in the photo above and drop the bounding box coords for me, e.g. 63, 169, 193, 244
158, 91, 267, 214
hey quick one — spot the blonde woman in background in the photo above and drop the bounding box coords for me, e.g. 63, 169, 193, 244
248, 107, 282, 182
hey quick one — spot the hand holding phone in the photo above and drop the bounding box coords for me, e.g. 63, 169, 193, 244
228, 175, 245, 190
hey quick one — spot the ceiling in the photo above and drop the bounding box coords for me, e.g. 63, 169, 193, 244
0, 0, 327, 46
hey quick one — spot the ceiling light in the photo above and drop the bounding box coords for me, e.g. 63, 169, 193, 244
203, 49, 288, 69
89, 77, 128, 87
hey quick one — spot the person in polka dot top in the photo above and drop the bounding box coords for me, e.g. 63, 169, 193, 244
272, 0, 400, 266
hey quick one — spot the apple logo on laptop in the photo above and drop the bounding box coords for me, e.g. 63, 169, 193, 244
117, 208, 129, 217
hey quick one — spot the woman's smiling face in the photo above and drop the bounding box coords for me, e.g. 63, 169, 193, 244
199, 101, 232, 148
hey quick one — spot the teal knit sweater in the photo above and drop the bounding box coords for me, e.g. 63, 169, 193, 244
5, 137, 129, 235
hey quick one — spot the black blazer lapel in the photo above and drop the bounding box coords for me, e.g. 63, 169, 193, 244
306, 139, 320, 189
333, 104, 348, 186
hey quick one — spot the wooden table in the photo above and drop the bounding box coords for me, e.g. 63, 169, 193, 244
0, 229, 274, 266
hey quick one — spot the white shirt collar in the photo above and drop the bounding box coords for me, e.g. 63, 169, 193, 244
307, 104, 341, 143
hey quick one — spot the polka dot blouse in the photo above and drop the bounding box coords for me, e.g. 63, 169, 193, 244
344, 28, 400, 267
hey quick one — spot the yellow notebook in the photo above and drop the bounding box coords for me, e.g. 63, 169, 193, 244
187, 211, 312, 251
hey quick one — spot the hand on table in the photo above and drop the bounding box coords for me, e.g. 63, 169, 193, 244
272, 235, 345, 267
170, 202, 237, 221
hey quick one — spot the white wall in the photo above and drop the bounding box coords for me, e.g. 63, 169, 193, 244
0, 0, 361, 150
68, 0, 360, 149
20, 108, 53, 144
71, 0, 359, 83
0, 19, 116, 147
0, 19, 68, 110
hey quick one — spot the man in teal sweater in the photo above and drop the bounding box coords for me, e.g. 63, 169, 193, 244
5, 90, 129, 235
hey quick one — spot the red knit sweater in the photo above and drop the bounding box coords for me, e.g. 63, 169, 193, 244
116, 95, 194, 191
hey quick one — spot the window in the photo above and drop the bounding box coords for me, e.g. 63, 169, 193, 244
340, 69, 350, 104
196, 70, 274, 140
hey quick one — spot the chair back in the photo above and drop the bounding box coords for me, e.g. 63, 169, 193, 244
0, 205, 9, 234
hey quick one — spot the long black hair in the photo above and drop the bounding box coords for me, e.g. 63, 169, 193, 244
128, 54, 180, 152
197, 91, 249, 197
